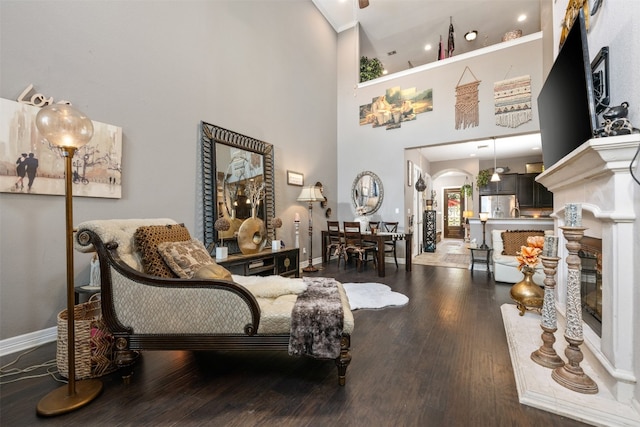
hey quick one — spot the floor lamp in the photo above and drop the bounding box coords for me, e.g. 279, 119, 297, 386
297, 185, 324, 272
36, 104, 103, 416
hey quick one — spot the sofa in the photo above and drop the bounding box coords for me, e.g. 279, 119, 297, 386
74, 218, 354, 385
491, 229, 546, 284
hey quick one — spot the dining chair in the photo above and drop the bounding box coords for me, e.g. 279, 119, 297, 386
343, 221, 377, 272
383, 221, 399, 268
367, 221, 380, 234
326, 220, 344, 267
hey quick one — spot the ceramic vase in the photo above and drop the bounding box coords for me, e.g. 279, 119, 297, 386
510, 267, 544, 316
237, 208, 267, 255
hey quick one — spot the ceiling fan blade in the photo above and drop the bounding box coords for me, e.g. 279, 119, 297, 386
359, 0, 369, 9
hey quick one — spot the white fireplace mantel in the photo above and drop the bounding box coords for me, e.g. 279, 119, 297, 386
532, 134, 640, 422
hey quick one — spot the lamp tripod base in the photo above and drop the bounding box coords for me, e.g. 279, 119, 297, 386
36, 379, 102, 417
302, 264, 319, 273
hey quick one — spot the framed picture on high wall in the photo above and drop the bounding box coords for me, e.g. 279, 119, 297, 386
0, 98, 123, 198
287, 170, 304, 186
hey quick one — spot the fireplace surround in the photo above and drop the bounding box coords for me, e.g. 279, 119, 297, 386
505, 134, 640, 425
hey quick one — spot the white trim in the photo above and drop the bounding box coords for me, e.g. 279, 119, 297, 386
0, 327, 57, 357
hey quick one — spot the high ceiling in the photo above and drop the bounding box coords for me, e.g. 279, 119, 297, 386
312, 0, 543, 162
313, 0, 541, 75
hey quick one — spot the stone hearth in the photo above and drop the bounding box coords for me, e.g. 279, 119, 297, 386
506, 134, 640, 425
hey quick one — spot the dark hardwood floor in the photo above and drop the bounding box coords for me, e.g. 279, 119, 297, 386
1, 262, 588, 426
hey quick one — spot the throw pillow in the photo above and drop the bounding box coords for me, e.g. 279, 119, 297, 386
193, 263, 233, 282
501, 230, 545, 256
157, 239, 215, 279
134, 223, 191, 278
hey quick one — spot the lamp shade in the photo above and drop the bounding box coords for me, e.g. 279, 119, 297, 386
491, 172, 501, 182
479, 212, 489, 222
463, 210, 474, 218
35, 104, 93, 149
297, 185, 324, 202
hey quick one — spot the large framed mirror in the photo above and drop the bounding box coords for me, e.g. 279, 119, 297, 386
201, 122, 275, 252
352, 170, 384, 215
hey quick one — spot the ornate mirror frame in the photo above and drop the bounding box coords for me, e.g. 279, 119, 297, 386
201, 122, 275, 251
351, 170, 384, 215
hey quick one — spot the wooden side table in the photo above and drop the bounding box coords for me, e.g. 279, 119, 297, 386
470, 247, 492, 275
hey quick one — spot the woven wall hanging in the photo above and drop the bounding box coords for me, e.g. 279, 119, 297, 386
494, 75, 532, 128
455, 66, 480, 130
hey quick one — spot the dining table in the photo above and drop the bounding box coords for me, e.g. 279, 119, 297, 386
321, 229, 412, 277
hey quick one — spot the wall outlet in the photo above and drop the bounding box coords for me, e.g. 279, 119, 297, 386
303, 247, 307, 254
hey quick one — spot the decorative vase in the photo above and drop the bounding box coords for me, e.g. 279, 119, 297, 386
510, 268, 544, 316
354, 215, 369, 233
237, 208, 267, 255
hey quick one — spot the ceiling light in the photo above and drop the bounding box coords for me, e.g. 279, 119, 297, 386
424, 44, 432, 51
382, 69, 388, 75
464, 31, 478, 41
518, 14, 527, 22
491, 138, 501, 182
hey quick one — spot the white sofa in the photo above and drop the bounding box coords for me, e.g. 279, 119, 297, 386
491, 229, 545, 284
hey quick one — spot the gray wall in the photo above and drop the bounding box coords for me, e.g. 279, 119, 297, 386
0, 1, 337, 340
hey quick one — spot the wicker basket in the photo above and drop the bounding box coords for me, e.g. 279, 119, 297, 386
56, 294, 116, 379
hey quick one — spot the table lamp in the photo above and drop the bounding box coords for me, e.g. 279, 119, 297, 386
297, 185, 324, 272
479, 212, 489, 249
35, 104, 103, 416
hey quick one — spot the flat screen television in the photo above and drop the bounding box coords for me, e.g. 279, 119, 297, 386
537, 9, 599, 169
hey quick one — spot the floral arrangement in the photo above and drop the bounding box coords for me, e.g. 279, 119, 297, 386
214, 217, 231, 245
516, 235, 545, 273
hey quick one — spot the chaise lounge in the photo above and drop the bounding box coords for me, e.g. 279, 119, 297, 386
74, 218, 354, 385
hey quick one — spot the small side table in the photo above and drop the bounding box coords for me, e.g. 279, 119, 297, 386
470, 247, 493, 275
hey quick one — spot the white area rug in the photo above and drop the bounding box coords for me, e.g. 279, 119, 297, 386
342, 282, 409, 310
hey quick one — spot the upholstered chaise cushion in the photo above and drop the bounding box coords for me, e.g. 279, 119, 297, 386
134, 224, 191, 278
157, 238, 221, 279
501, 230, 545, 255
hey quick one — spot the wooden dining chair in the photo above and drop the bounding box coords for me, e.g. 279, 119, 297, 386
326, 220, 344, 267
367, 221, 380, 234
343, 221, 377, 272
383, 221, 399, 268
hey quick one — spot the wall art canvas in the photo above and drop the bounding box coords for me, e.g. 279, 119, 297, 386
0, 98, 122, 198
494, 75, 532, 128
359, 86, 432, 130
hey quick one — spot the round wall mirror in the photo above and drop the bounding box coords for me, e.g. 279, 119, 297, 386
352, 171, 384, 215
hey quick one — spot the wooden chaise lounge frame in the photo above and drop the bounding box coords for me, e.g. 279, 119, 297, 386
75, 224, 352, 385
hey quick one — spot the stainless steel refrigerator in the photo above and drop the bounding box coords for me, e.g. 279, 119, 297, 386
480, 195, 516, 218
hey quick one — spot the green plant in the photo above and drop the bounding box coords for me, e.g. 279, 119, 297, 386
476, 170, 491, 188
360, 56, 384, 82
461, 183, 473, 198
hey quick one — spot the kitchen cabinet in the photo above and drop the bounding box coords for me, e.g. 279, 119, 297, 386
517, 173, 553, 208
478, 173, 517, 196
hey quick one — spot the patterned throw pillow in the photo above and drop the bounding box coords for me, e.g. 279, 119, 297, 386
157, 239, 216, 279
193, 263, 233, 282
501, 230, 545, 256
134, 224, 191, 278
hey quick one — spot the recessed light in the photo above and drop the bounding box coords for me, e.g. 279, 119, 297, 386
424, 44, 432, 51
532, 146, 540, 150
518, 14, 527, 22
464, 31, 478, 41
382, 69, 388, 75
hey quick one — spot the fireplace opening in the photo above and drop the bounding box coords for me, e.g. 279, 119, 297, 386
579, 236, 602, 337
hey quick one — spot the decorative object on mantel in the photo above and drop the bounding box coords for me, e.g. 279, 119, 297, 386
596, 102, 640, 137
531, 231, 564, 368
271, 217, 282, 251
455, 66, 481, 129
214, 217, 231, 259
237, 180, 267, 255
494, 75, 532, 128
552, 226, 599, 394
510, 235, 545, 315
34, 104, 103, 416
297, 185, 325, 272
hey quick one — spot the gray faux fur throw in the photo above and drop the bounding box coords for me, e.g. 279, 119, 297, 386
288, 277, 344, 359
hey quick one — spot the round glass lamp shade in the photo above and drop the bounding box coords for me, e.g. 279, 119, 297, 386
35, 104, 93, 148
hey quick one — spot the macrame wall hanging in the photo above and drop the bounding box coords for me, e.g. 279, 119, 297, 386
455, 66, 480, 130
494, 74, 532, 128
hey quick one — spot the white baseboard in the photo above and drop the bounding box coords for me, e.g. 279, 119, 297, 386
0, 327, 57, 357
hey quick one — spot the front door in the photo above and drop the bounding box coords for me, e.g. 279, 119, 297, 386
443, 188, 464, 239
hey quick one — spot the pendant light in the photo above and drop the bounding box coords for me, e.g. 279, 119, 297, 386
491, 137, 501, 182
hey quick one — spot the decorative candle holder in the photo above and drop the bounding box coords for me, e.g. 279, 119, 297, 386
552, 226, 598, 394
531, 255, 565, 368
